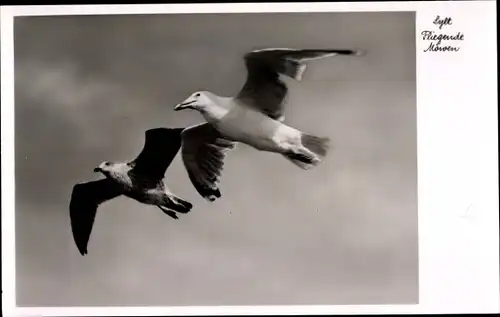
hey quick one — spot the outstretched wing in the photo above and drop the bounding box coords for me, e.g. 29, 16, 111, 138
181, 123, 236, 202
236, 48, 363, 121
69, 179, 123, 255
130, 128, 185, 181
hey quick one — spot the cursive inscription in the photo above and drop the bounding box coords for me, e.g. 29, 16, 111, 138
433, 15, 452, 29
422, 15, 464, 52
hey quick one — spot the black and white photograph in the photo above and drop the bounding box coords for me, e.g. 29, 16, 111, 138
13, 11, 418, 307
1, 1, 498, 315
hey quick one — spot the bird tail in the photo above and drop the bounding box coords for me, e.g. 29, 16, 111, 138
301, 132, 330, 158
282, 132, 330, 170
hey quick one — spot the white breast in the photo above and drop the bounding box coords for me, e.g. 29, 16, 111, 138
215, 102, 288, 151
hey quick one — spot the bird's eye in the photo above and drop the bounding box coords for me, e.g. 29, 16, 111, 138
195, 93, 200, 97
105, 162, 110, 166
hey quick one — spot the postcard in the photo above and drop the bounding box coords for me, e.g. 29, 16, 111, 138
1, 1, 498, 316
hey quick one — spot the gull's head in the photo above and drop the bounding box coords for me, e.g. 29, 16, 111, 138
94, 161, 113, 174
174, 91, 213, 113
94, 161, 131, 178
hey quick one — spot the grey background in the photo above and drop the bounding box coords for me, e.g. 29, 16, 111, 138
14, 12, 417, 306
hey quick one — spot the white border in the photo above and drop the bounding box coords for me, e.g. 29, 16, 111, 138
1, 2, 498, 316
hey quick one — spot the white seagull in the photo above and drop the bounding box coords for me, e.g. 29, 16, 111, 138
69, 128, 193, 255
175, 48, 364, 201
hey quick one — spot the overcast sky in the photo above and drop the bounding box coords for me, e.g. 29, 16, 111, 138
15, 12, 417, 306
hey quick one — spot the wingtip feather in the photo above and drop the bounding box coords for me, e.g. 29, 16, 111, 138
205, 190, 221, 202
353, 49, 366, 56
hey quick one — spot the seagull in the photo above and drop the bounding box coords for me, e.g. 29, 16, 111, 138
174, 48, 364, 201
69, 127, 193, 255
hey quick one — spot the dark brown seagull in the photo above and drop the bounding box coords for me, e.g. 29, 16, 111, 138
69, 127, 192, 255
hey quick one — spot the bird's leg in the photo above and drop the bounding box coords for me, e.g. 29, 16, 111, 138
286, 147, 319, 165
157, 206, 179, 220
169, 196, 193, 214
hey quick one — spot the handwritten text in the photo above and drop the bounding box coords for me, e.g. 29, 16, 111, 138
422, 15, 464, 52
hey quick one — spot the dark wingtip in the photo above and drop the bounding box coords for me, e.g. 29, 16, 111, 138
199, 187, 221, 202
204, 189, 222, 202
187, 171, 222, 202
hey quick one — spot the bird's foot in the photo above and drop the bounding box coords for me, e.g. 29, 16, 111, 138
157, 206, 179, 219
310, 156, 321, 166
286, 150, 316, 165
170, 197, 193, 214
283, 149, 321, 170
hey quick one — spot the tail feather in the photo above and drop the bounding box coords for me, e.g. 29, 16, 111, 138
282, 133, 330, 170
301, 133, 330, 158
